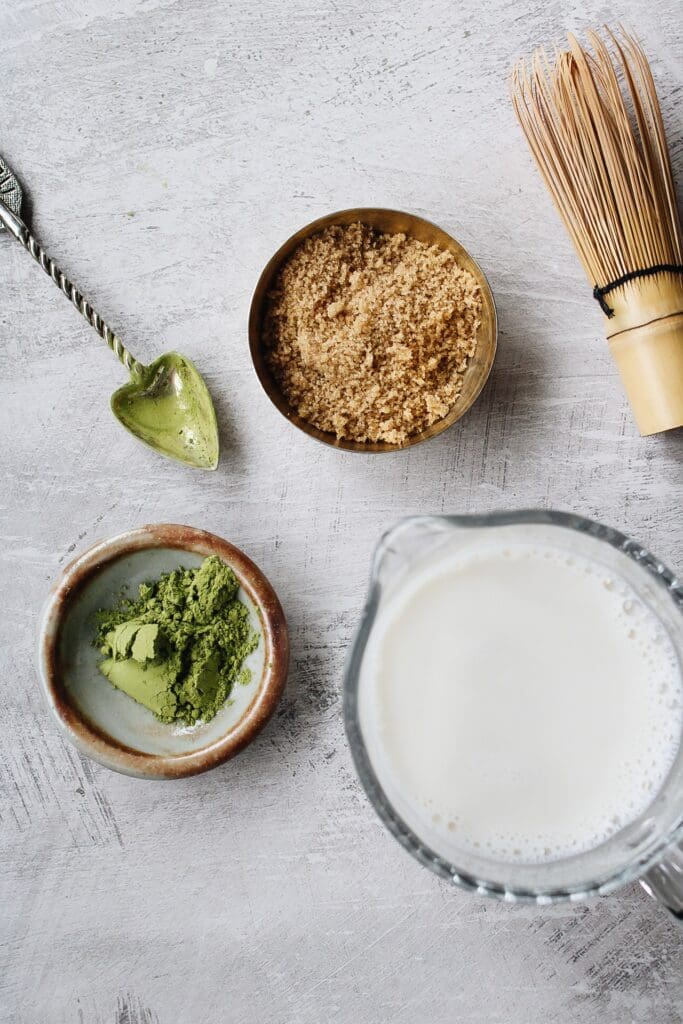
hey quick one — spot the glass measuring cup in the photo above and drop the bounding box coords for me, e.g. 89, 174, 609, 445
343, 511, 683, 921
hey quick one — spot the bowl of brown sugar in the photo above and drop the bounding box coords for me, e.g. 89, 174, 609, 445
249, 208, 497, 452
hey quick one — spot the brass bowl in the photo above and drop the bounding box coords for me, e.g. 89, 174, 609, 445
248, 208, 498, 453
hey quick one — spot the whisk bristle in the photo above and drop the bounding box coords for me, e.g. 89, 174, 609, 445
510, 27, 682, 291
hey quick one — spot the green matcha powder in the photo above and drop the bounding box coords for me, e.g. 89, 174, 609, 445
95, 556, 259, 725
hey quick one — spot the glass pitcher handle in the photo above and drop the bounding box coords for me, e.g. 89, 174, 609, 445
640, 845, 683, 922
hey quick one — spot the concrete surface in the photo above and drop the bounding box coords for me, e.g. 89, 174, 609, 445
1, 1, 682, 1021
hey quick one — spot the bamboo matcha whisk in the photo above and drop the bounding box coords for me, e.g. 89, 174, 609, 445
511, 27, 683, 435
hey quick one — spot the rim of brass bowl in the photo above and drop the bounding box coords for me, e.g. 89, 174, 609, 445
248, 208, 498, 453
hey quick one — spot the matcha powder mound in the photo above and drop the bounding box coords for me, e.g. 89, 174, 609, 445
94, 556, 259, 725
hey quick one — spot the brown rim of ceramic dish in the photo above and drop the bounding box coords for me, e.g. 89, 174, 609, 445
38, 524, 289, 779
248, 207, 498, 453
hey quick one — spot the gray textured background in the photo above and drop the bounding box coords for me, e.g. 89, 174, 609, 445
1, 1, 682, 1022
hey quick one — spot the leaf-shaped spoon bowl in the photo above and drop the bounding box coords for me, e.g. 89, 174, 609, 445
112, 353, 219, 470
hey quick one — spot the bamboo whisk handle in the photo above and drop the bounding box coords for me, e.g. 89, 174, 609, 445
609, 314, 683, 435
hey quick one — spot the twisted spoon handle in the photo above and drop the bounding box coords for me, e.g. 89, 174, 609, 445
0, 199, 144, 377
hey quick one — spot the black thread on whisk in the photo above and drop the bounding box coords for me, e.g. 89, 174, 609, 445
593, 263, 683, 317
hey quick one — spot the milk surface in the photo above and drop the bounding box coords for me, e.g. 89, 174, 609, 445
361, 542, 682, 863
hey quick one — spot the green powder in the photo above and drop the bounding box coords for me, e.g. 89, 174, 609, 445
94, 556, 259, 725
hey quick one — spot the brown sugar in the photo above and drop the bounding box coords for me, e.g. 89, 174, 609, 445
263, 222, 482, 445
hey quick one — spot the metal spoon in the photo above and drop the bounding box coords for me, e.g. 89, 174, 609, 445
0, 156, 219, 470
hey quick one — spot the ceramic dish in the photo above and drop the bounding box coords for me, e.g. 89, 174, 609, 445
38, 524, 289, 779
248, 207, 498, 453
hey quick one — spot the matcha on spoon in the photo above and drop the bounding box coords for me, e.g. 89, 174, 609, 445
0, 155, 219, 469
